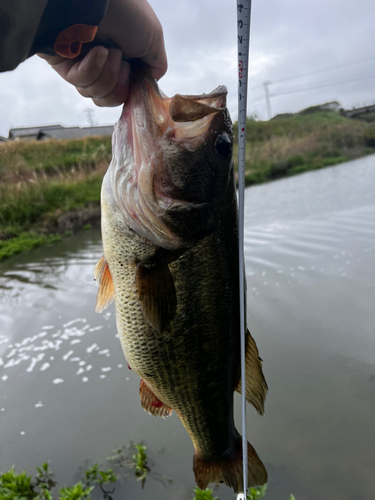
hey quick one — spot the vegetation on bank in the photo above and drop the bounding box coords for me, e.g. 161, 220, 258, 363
233, 105, 375, 185
0, 442, 295, 500
0, 137, 109, 260
1, 106, 375, 259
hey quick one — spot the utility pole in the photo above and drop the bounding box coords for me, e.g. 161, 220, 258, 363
263, 81, 272, 120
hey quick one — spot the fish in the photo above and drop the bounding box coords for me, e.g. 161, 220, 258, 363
94, 63, 268, 493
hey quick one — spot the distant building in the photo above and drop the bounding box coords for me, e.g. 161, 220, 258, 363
0, 135, 7, 142
341, 104, 375, 119
8, 124, 114, 141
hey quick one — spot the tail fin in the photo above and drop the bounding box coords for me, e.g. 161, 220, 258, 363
193, 436, 267, 493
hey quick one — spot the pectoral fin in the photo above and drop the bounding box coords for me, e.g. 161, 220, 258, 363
94, 256, 115, 313
235, 329, 268, 415
136, 253, 177, 332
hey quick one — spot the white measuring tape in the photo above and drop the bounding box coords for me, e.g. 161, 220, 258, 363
237, 1, 252, 499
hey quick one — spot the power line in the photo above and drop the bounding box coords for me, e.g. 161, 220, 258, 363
249, 54, 375, 90
269, 55, 375, 86
272, 72, 375, 97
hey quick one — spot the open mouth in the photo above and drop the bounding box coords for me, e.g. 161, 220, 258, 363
108, 68, 229, 249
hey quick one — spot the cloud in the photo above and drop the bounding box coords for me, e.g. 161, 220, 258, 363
1, 0, 375, 136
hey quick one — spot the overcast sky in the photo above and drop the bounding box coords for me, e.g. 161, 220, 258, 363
1, 0, 375, 137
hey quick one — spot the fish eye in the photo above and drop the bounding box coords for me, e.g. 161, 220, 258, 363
214, 133, 232, 159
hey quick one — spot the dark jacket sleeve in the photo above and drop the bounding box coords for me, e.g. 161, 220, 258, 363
0, 0, 48, 72
0, 0, 109, 73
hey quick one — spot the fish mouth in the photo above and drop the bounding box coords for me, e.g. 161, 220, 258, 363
108, 65, 229, 250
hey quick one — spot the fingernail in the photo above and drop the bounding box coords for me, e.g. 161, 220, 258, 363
109, 49, 122, 72
119, 62, 131, 85
95, 49, 108, 69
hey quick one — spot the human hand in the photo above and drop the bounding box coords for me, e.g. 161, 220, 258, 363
37, 0, 167, 107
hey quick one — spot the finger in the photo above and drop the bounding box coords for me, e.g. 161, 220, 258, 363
92, 61, 131, 107
64, 46, 109, 87
140, 24, 168, 81
37, 52, 65, 65
38, 52, 80, 81
76, 48, 122, 99
142, 50, 168, 81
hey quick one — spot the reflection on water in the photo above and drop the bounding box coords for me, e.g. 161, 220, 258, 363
1, 156, 375, 500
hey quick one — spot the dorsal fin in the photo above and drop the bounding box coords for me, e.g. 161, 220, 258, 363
94, 256, 115, 313
136, 253, 177, 333
235, 329, 268, 415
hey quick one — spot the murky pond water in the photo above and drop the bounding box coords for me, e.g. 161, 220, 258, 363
1, 155, 375, 500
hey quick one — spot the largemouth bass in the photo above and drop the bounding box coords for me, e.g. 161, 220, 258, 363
94, 64, 268, 492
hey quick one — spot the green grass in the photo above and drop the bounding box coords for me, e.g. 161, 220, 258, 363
233, 108, 375, 185
0, 137, 111, 178
0, 233, 62, 260
0, 137, 108, 260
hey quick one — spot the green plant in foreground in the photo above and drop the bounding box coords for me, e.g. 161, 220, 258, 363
192, 486, 219, 500
132, 444, 149, 488
0, 463, 117, 500
84, 464, 116, 500
0, 466, 37, 499
247, 484, 267, 499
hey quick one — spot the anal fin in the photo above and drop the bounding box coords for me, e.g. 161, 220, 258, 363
235, 329, 268, 415
136, 253, 177, 332
94, 256, 115, 313
139, 378, 172, 418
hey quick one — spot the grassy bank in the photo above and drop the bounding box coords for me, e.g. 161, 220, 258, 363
233, 106, 375, 184
1, 106, 375, 260
0, 137, 110, 260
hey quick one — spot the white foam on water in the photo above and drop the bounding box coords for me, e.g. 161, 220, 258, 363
101, 367, 112, 372
35, 401, 43, 408
42, 326, 54, 330
1, 375, 8, 381
82, 377, 89, 383
98, 349, 109, 355
26, 354, 45, 373
4, 356, 27, 368
62, 350, 74, 361
52, 378, 64, 385
63, 318, 87, 328
76, 368, 85, 375
100, 374, 106, 379
86, 343, 99, 354
88, 326, 103, 332
40, 363, 50, 371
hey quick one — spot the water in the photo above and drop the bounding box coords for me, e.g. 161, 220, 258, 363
1, 155, 375, 500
